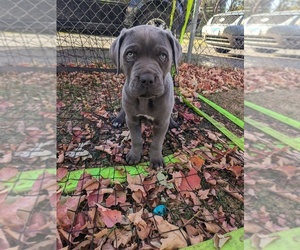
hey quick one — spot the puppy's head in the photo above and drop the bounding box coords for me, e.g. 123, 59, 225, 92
109, 25, 182, 98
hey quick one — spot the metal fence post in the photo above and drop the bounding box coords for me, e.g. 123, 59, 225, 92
187, 0, 201, 63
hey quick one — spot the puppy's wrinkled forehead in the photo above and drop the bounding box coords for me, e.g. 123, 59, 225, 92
122, 26, 171, 53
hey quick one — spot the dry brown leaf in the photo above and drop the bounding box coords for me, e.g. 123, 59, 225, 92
152, 216, 188, 250
213, 233, 232, 250
0, 228, 10, 249
204, 172, 216, 185
268, 185, 300, 204
92, 228, 108, 242
250, 233, 279, 249
244, 222, 264, 234
274, 165, 298, 179
224, 185, 244, 202
128, 209, 150, 240
0, 167, 18, 181
96, 204, 123, 228
198, 189, 210, 200
190, 234, 204, 245
108, 229, 133, 248
0, 150, 12, 164
204, 222, 221, 234
226, 165, 243, 178
190, 156, 205, 171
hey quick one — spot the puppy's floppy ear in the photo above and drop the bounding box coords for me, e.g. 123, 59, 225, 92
109, 28, 127, 74
166, 30, 182, 74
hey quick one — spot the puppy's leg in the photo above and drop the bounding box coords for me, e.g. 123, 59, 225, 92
126, 116, 143, 164
112, 109, 126, 128
149, 120, 169, 168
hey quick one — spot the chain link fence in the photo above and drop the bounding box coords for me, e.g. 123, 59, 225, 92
57, 0, 245, 70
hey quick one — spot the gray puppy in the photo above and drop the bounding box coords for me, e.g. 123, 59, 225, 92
109, 25, 182, 168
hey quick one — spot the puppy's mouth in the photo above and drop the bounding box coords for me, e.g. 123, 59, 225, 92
139, 93, 157, 99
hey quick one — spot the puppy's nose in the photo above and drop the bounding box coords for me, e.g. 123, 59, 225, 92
139, 73, 155, 85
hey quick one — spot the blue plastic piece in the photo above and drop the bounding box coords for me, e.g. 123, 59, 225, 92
153, 204, 167, 216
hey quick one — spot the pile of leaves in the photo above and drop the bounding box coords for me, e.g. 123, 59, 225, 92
176, 63, 244, 97
245, 67, 300, 93
0, 71, 56, 248
244, 66, 300, 247
57, 63, 244, 249
244, 130, 300, 245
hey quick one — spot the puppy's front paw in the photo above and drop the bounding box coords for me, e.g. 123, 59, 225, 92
126, 149, 142, 165
112, 117, 125, 128
112, 110, 126, 128
169, 117, 179, 129
150, 155, 165, 169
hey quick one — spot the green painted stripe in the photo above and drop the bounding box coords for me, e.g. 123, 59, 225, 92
244, 227, 300, 250
245, 117, 300, 151
198, 94, 244, 129
182, 227, 300, 250
181, 228, 244, 250
181, 95, 244, 150
1, 169, 56, 194
245, 100, 300, 130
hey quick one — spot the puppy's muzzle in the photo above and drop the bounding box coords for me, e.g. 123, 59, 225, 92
137, 72, 162, 98
139, 72, 155, 86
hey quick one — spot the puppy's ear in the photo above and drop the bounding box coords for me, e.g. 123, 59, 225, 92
166, 30, 182, 74
109, 28, 127, 74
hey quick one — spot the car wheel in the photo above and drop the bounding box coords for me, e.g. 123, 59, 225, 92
254, 48, 277, 53
214, 48, 230, 53
137, 10, 180, 35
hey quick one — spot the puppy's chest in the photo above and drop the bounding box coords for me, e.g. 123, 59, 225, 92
135, 98, 156, 121
136, 114, 155, 122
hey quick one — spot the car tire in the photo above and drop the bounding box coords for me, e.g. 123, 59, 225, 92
137, 10, 180, 35
214, 48, 230, 53
254, 48, 277, 53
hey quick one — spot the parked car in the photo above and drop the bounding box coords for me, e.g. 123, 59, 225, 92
244, 10, 300, 53
57, 0, 186, 36
202, 11, 244, 53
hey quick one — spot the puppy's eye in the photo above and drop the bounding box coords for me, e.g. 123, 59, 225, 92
126, 51, 135, 61
159, 53, 167, 62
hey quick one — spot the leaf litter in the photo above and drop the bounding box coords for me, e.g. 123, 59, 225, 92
244, 67, 300, 247
57, 64, 244, 249
0, 71, 56, 248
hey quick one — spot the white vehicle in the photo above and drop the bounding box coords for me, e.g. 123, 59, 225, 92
244, 10, 300, 53
202, 11, 244, 53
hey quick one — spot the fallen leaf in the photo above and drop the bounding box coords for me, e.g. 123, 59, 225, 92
152, 216, 188, 250
128, 209, 150, 240
97, 204, 122, 228
274, 165, 298, 179
190, 156, 205, 171
0, 167, 18, 181
250, 233, 279, 249
0, 150, 12, 163
105, 186, 127, 207
213, 233, 231, 250
227, 165, 243, 178
204, 172, 216, 185
57, 168, 68, 181
204, 222, 220, 234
